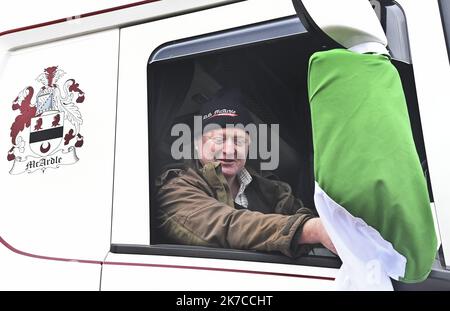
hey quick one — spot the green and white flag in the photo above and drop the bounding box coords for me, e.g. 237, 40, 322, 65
308, 49, 437, 284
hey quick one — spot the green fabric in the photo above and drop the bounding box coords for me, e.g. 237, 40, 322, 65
308, 49, 437, 282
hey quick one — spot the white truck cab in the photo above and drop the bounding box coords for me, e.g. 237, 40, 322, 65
1, 0, 450, 290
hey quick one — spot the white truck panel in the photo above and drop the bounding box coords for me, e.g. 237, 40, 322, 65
398, 0, 450, 265
0, 29, 119, 263
0, 0, 241, 52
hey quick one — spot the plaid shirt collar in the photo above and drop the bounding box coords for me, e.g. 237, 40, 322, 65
234, 168, 253, 208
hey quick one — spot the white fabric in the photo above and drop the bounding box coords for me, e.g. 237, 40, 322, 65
314, 182, 406, 290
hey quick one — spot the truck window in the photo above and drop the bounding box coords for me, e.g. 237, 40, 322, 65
145, 16, 339, 268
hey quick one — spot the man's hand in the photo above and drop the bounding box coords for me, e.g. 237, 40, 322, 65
299, 218, 337, 255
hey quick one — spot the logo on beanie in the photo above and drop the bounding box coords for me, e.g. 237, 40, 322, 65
203, 109, 238, 120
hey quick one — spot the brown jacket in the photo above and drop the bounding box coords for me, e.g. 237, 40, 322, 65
156, 160, 317, 258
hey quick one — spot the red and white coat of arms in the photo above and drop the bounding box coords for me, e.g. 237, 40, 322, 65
7, 66, 85, 174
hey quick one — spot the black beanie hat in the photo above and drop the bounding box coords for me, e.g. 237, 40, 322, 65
196, 88, 252, 136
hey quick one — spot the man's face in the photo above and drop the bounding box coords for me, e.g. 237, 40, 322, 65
197, 127, 250, 179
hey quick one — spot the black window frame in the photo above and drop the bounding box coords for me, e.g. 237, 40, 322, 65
143, 15, 341, 270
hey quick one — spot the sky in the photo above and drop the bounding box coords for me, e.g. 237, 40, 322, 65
0, 0, 137, 32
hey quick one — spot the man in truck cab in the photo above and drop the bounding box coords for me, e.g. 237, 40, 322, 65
156, 88, 336, 258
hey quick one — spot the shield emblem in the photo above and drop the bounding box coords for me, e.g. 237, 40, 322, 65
29, 110, 64, 157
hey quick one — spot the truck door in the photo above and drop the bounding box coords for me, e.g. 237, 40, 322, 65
102, 0, 450, 290
101, 0, 341, 291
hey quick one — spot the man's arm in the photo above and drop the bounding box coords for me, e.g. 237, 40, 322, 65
269, 179, 336, 254
156, 173, 316, 258
300, 218, 337, 254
